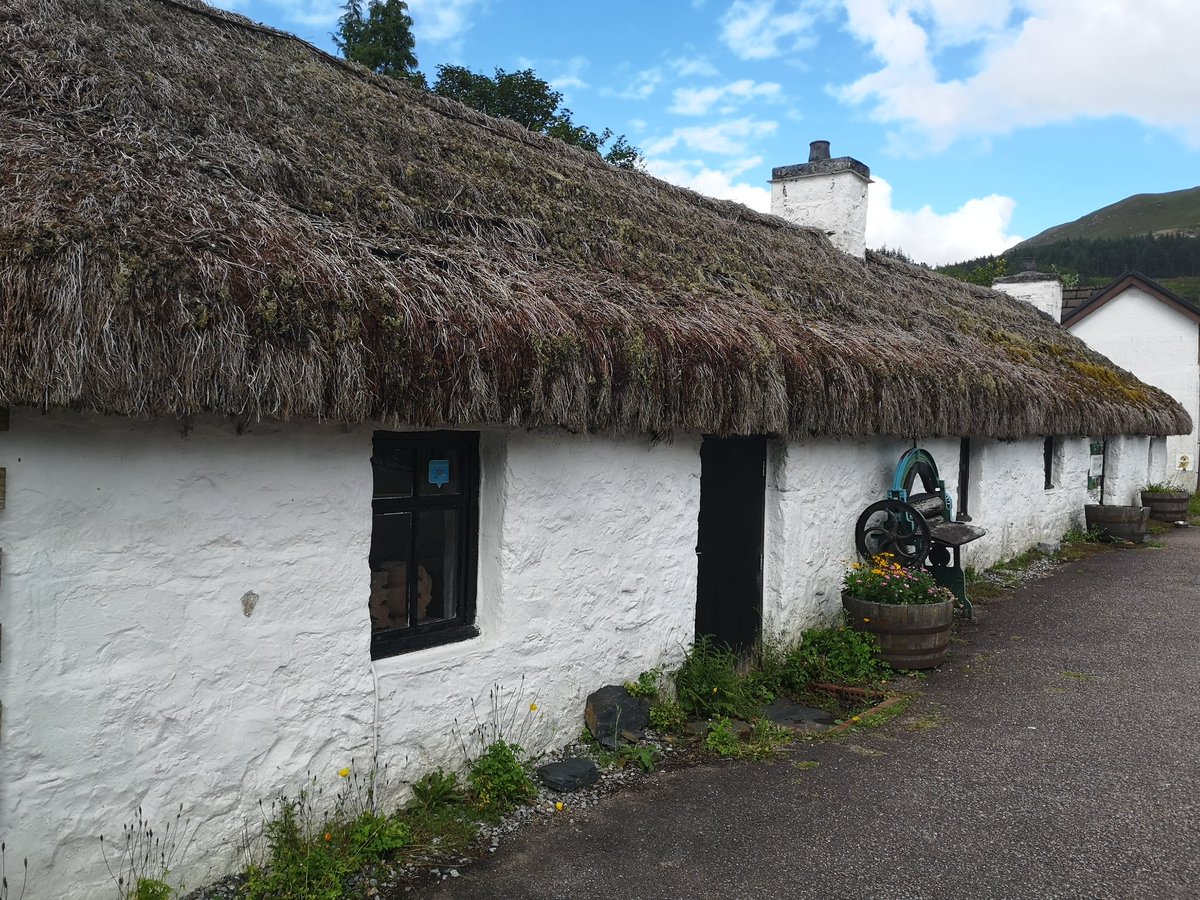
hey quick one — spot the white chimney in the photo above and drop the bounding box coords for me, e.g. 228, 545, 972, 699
992, 258, 1063, 322
770, 140, 871, 259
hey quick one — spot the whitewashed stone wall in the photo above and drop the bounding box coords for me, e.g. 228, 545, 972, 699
1069, 286, 1200, 492
761, 435, 1096, 638
762, 436, 958, 643
1100, 434, 1155, 506
0, 413, 699, 896
994, 275, 1064, 322
0, 409, 1158, 897
965, 437, 1089, 565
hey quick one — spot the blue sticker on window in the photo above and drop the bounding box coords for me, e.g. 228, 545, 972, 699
428, 459, 450, 487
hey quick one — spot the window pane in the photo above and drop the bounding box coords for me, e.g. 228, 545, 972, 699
369, 511, 412, 631
417, 508, 460, 623
418, 447, 462, 496
373, 445, 415, 499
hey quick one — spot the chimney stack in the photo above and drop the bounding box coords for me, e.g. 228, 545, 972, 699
993, 265, 1064, 322
770, 141, 871, 258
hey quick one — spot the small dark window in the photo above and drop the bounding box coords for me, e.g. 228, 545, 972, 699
957, 437, 971, 520
370, 431, 479, 658
1043, 436, 1056, 490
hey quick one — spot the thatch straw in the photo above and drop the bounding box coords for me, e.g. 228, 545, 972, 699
0, 0, 1189, 438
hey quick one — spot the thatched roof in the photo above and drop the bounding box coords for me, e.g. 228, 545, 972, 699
0, 0, 1189, 438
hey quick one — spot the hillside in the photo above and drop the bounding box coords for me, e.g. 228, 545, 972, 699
1012, 186, 1200, 249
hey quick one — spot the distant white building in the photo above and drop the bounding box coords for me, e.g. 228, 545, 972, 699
995, 269, 1200, 494
1063, 273, 1200, 493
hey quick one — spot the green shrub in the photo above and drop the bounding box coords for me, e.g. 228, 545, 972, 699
467, 740, 534, 817
1061, 524, 1102, 546
703, 717, 741, 757
619, 745, 657, 772
1141, 482, 1180, 494
740, 719, 792, 760
133, 879, 172, 900
622, 668, 661, 698
410, 769, 462, 812
243, 796, 347, 900
786, 625, 890, 688
346, 811, 411, 858
648, 699, 687, 733
674, 636, 765, 719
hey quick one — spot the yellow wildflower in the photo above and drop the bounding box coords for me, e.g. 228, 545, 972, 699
338, 767, 350, 778
530, 702, 539, 713
862, 617, 870, 623
712, 687, 718, 694
554, 801, 564, 812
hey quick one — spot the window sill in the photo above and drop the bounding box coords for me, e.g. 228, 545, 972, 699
371, 623, 480, 660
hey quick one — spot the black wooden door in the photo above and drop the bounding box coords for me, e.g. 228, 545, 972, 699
695, 436, 766, 651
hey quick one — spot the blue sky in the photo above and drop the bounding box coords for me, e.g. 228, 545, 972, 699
216, 0, 1200, 265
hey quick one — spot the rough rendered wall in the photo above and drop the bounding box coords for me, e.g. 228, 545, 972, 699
370, 430, 699, 783
1069, 288, 1199, 491
0, 413, 699, 897
762, 436, 959, 643
965, 437, 1092, 567
1101, 434, 1155, 506
994, 277, 1064, 321
761, 435, 1102, 635
0, 411, 376, 896
770, 170, 869, 258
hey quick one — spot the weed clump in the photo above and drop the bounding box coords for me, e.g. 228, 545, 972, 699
466, 740, 534, 818
673, 636, 767, 720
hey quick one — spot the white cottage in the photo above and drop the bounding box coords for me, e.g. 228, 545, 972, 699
994, 268, 1200, 494
1064, 273, 1200, 493
0, 0, 1191, 894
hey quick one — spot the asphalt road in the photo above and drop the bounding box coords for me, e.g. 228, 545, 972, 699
421, 529, 1200, 900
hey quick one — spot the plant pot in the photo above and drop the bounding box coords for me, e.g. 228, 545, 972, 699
842, 591, 954, 670
1084, 504, 1149, 542
1139, 490, 1190, 522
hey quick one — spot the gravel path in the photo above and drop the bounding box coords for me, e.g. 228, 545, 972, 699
415, 530, 1200, 900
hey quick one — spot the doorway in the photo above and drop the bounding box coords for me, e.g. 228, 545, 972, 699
695, 436, 766, 652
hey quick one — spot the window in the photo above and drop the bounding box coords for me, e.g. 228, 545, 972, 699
1043, 436, 1061, 490
369, 431, 479, 658
957, 437, 971, 520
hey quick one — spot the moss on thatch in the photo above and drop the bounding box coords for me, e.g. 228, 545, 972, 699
0, 0, 1190, 438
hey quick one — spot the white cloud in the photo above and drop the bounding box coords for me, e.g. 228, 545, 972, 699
719, 0, 824, 60
643, 117, 778, 156
865, 177, 1023, 265
670, 79, 783, 115
669, 54, 721, 78
549, 56, 590, 92
836, 0, 1200, 149
605, 68, 665, 101
407, 0, 487, 45
646, 157, 772, 212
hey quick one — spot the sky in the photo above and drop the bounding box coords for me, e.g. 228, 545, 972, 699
213, 0, 1200, 266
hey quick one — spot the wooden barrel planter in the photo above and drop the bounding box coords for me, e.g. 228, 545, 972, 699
1139, 490, 1190, 522
1084, 504, 1148, 542
842, 592, 954, 670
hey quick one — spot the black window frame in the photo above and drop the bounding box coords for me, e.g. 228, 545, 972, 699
369, 430, 480, 659
1043, 435, 1059, 490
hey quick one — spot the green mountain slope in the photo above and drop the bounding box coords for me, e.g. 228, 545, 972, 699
1013, 186, 1200, 249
